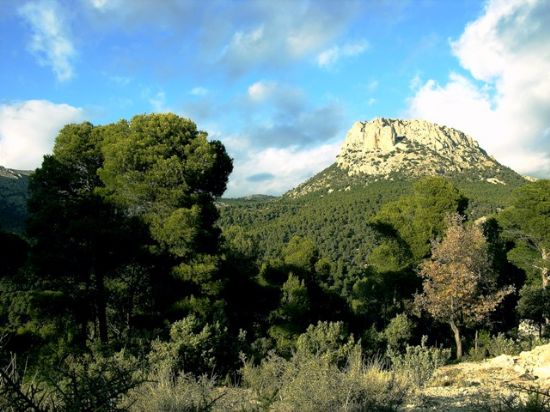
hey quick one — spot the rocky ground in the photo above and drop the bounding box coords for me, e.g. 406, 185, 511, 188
406, 344, 550, 411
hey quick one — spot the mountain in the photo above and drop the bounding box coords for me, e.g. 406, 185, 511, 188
287, 118, 525, 198
218, 118, 528, 276
0, 166, 31, 233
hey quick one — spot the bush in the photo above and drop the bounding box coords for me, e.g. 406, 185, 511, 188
486, 333, 520, 357
124, 367, 225, 412
242, 345, 411, 411
148, 315, 241, 377
386, 336, 450, 388
295, 321, 356, 366
0, 349, 142, 412
383, 314, 413, 350
469, 332, 549, 361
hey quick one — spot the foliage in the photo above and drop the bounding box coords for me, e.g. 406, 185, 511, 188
0, 168, 30, 234
295, 321, 356, 366
124, 368, 225, 412
0, 113, 546, 407
386, 336, 450, 388
500, 181, 550, 330
517, 284, 550, 326
0, 349, 142, 412
241, 345, 411, 411
148, 315, 242, 378
415, 214, 514, 359
383, 313, 413, 350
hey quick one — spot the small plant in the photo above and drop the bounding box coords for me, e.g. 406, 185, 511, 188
386, 336, 450, 388
486, 333, 520, 357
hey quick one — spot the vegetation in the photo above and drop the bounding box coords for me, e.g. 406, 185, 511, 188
0, 112, 548, 410
415, 214, 514, 359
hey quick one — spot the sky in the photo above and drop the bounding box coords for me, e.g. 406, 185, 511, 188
1, 0, 549, 197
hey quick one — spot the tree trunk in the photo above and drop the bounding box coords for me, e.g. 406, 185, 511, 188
449, 320, 462, 360
542, 248, 549, 324
542, 248, 549, 289
95, 271, 108, 344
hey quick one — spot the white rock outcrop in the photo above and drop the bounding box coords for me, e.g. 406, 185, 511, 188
336, 118, 497, 177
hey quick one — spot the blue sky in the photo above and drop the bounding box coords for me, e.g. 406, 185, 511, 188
1, 0, 549, 196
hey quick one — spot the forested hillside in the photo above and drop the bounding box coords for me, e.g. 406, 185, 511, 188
0, 166, 30, 233
218, 173, 525, 279
1, 114, 548, 411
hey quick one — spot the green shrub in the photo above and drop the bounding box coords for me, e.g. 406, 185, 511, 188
241, 345, 411, 411
486, 333, 520, 357
383, 314, 413, 350
148, 315, 240, 377
0, 349, 142, 412
295, 321, 356, 366
125, 367, 225, 412
386, 336, 450, 388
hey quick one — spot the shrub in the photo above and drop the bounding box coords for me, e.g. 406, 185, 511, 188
486, 333, 520, 357
386, 336, 450, 388
241, 345, 411, 411
383, 314, 413, 350
124, 367, 225, 412
295, 321, 356, 366
0, 349, 142, 412
148, 315, 240, 377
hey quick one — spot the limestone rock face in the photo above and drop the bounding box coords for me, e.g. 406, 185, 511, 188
336, 118, 497, 177
286, 118, 526, 198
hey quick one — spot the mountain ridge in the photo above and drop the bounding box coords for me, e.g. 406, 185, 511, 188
287, 118, 525, 198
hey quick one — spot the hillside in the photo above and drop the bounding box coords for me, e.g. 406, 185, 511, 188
218, 119, 527, 276
0, 166, 30, 233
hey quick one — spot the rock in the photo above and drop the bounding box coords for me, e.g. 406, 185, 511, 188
336, 118, 498, 178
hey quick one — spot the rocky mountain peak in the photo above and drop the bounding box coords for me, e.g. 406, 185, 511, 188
286, 118, 524, 198
336, 118, 496, 177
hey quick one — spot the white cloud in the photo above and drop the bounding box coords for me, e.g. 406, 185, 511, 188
89, 0, 110, 10
218, 1, 359, 77
247, 80, 277, 102
226, 142, 340, 197
0, 100, 84, 169
408, 0, 550, 176
317, 40, 369, 69
149, 91, 168, 112
190, 87, 209, 96
19, 0, 76, 81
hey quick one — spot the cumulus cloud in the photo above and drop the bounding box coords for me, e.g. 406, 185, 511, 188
216, 1, 359, 76
250, 103, 344, 147
408, 0, 550, 176
226, 142, 340, 197
246, 80, 304, 112
19, 0, 76, 81
80, 0, 360, 78
317, 40, 369, 69
242, 81, 344, 147
0, 100, 84, 169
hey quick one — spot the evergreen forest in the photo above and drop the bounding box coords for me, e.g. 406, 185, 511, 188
1, 113, 549, 411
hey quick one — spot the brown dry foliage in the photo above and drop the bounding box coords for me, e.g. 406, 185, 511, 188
415, 214, 514, 327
